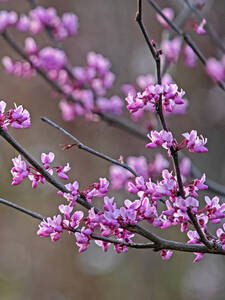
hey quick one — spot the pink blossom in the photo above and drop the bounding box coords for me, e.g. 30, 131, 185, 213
146, 130, 173, 150
75, 227, 92, 252
161, 249, 173, 261
11, 155, 29, 186
96, 95, 123, 115
194, 19, 206, 35
206, 58, 224, 82
204, 196, 225, 224
16, 14, 30, 32
56, 163, 71, 180
38, 47, 67, 71
41, 152, 55, 169
70, 211, 84, 229
216, 224, 225, 250
156, 8, 174, 29
182, 130, 208, 153
183, 45, 197, 68
161, 37, 182, 63
58, 181, 79, 204
28, 172, 45, 188
62, 13, 79, 36
126, 83, 185, 115
2, 57, 35, 79
37, 215, 63, 242
58, 204, 73, 220
25, 37, 38, 55
7, 104, 31, 129
109, 165, 129, 190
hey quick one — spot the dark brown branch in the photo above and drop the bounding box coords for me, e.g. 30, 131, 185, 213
41, 116, 139, 177
1, 197, 224, 254
136, 0, 213, 250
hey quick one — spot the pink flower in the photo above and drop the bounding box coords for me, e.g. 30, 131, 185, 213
70, 211, 84, 229
216, 224, 225, 250
194, 19, 206, 35
56, 163, 71, 180
58, 204, 73, 219
204, 196, 225, 224
182, 130, 208, 153
160, 249, 173, 261
161, 37, 182, 64
96, 95, 123, 115
156, 8, 174, 29
183, 45, 197, 68
39, 47, 67, 71
58, 181, 79, 204
8, 104, 31, 129
41, 152, 55, 169
62, 12, 79, 36
16, 14, 30, 32
11, 155, 29, 185
75, 227, 92, 252
37, 215, 63, 242
28, 172, 45, 188
146, 130, 173, 150
25, 37, 38, 55
206, 58, 224, 82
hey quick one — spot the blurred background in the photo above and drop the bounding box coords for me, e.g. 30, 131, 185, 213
0, 0, 225, 299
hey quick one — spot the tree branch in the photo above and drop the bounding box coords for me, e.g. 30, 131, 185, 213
136, 0, 213, 250
41, 116, 139, 177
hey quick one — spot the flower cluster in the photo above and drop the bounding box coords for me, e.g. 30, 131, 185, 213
2, 42, 123, 120
145, 129, 208, 155
35, 166, 225, 260
0, 7, 78, 40
11, 152, 70, 188
126, 83, 186, 117
110, 154, 169, 190
0, 101, 30, 130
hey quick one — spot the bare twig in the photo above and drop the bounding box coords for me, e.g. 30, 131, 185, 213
41, 116, 139, 177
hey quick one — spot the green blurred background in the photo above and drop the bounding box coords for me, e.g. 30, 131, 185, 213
0, 0, 225, 299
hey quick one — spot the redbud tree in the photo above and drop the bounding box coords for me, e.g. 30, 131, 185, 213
0, 0, 225, 269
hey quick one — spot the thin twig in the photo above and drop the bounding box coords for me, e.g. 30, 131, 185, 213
41, 116, 139, 177
146, 0, 225, 92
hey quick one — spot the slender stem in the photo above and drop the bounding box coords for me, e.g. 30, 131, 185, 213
136, 0, 213, 250
0, 197, 45, 220
41, 117, 139, 177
